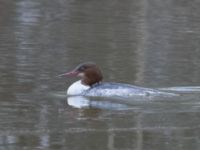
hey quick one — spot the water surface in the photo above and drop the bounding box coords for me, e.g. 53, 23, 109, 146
0, 0, 200, 149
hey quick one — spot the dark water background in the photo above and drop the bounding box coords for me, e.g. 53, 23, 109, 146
0, 0, 200, 149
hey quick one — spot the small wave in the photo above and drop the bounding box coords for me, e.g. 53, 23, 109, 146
159, 86, 200, 93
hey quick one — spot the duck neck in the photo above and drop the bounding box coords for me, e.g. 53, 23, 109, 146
81, 69, 103, 86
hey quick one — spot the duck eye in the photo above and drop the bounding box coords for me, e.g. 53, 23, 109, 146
79, 66, 86, 71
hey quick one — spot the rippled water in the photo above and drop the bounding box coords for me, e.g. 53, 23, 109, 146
0, 0, 200, 149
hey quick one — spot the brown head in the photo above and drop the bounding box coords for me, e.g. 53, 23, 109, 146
59, 62, 103, 86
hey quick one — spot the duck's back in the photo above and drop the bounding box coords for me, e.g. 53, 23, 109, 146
85, 82, 176, 98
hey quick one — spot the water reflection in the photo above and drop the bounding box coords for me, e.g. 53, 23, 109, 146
0, 135, 16, 145
0, 115, 199, 150
39, 134, 49, 149
15, 0, 41, 25
1, 0, 200, 149
67, 96, 129, 110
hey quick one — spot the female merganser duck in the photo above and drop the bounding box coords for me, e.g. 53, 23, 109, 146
59, 62, 176, 98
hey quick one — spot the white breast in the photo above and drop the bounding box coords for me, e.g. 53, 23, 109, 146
67, 80, 90, 96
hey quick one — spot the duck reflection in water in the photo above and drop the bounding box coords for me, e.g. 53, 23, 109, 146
67, 96, 129, 110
